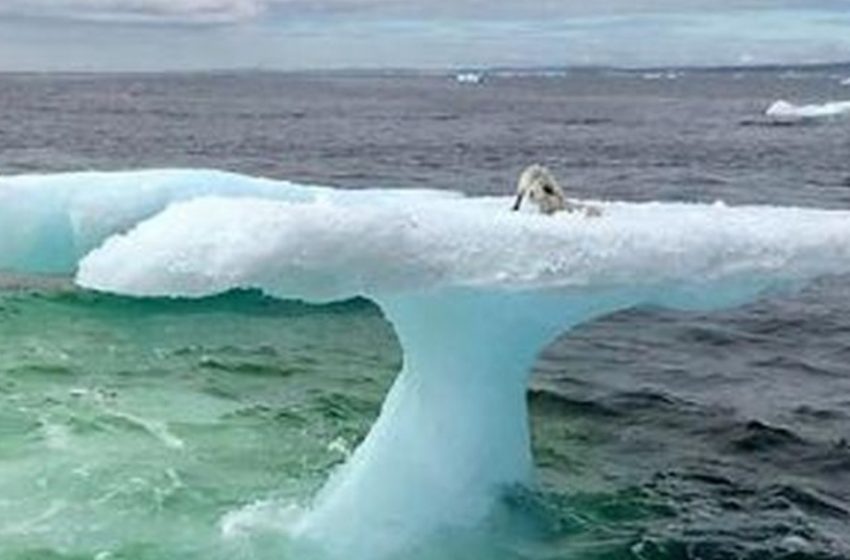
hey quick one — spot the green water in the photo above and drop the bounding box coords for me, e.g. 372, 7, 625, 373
0, 286, 402, 559
0, 284, 663, 560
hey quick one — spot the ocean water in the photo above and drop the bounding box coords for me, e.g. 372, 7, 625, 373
2, 67, 850, 560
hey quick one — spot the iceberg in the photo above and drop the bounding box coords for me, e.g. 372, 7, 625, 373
766, 99, 850, 121
0, 169, 309, 274
455, 72, 485, 84
6, 169, 850, 558
0, 169, 454, 275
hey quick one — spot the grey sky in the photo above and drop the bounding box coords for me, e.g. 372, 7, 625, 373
0, 1, 848, 70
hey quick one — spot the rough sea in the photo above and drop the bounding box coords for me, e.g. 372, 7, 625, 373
1, 67, 850, 560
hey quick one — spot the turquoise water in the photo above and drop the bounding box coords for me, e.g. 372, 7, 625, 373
0, 285, 400, 559
0, 282, 669, 560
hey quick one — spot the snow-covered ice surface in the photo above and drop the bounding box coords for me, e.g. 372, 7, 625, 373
0, 169, 454, 274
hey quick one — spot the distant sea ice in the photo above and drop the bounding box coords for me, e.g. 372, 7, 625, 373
766, 99, 850, 121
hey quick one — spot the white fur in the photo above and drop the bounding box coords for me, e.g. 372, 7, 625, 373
512, 164, 600, 216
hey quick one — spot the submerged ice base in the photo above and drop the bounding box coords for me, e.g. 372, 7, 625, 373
6, 169, 850, 558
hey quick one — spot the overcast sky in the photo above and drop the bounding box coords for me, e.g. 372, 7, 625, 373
0, 0, 849, 71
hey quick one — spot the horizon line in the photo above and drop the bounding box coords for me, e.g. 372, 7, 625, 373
1, 60, 849, 77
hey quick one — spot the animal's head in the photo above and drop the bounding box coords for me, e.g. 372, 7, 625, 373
512, 164, 566, 215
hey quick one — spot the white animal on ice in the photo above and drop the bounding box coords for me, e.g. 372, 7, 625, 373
512, 164, 600, 216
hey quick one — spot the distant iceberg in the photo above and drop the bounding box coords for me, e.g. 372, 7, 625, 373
455, 72, 484, 84
766, 99, 850, 121
841, 77, 850, 86
641, 71, 679, 81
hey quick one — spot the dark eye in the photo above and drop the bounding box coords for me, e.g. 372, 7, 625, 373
542, 184, 555, 195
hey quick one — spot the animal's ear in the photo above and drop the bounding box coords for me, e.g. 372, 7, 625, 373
512, 192, 524, 211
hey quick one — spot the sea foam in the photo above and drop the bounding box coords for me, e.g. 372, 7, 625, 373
6, 169, 850, 558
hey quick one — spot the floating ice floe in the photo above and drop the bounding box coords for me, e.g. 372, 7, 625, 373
455, 72, 484, 84
641, 71, 678, 81
766, 99, 850, 122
